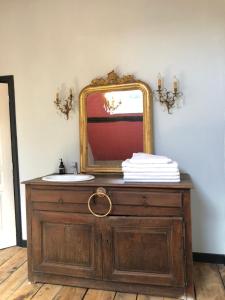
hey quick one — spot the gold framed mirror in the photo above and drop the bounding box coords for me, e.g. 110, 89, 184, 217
79, 71, 153, 173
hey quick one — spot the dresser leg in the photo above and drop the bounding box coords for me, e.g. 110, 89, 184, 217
185, 284, 196, 300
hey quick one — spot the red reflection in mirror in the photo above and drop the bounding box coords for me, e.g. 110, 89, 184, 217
87, 91, 143, 162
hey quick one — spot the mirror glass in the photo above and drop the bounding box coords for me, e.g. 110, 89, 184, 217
79, 71, 153, 173
86, 90, 144, 165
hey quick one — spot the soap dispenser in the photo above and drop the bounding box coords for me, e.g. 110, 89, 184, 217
59, 158, 65, 174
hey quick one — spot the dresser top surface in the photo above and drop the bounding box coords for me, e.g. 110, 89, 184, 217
23, 173, 192, 189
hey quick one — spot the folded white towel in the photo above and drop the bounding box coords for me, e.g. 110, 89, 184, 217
123, 172, 180, 177
130, 153, 172, 164
124, 178, 180, 183
122, 159, 178, 169
122, 167, 179, 173
124, 175, 180, 181
122, 153, 180, 182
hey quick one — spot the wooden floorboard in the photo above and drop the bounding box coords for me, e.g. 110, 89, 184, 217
31, 283, 62, 299
0, 261, 27, 299
53, 286, 87, 300
193, 262, 225, 300
7, 279, 43, 300
0, 247, 27, 284
137, 295, 164, 300
0, 246, 22, 267
218, 264, 225, 288
84, 289, 115, 300
114, 292, 137, 300
0, 247, 225, 300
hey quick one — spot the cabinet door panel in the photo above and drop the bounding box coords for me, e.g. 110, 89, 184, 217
103, 217, 184, 287
32, 211, 101, 279
43, 223, 91, 266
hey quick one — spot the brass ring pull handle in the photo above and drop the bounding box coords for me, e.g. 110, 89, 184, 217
88, 192, 112, 218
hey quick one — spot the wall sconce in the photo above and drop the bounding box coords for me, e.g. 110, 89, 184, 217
54, 88, 74, 120
153, 74, 183, 113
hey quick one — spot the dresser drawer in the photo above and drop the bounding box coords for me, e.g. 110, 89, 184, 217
30, 187, 182, 207
110, 189, 182, 208
30, 187, 93, 204
30, 187, 183, 217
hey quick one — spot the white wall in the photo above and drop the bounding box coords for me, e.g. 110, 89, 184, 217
0, 0, 224, 254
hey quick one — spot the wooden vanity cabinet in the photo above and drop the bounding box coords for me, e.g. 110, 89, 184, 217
25, 174, 194, 300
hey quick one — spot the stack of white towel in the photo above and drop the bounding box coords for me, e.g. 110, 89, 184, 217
122, 153, 180, 182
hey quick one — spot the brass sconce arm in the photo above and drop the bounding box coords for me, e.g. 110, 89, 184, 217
153, 74, 183, 113
54, 89, 74, 120
154, 87, 183, 113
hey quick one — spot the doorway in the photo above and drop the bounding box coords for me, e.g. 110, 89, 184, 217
0, 76, 22, 248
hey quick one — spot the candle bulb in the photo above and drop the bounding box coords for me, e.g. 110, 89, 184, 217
173, 76, 178, 92
55, 91, 60, 105
157, 73, 162, 90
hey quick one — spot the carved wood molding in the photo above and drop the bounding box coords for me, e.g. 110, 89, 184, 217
90, 70, 136, 86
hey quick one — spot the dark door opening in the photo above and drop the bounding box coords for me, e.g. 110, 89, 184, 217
0, 75, 23, 247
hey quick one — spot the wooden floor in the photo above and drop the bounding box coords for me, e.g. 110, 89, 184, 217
0, 247, 225, 300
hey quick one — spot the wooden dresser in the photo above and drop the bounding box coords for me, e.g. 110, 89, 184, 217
24, 174, 195, 299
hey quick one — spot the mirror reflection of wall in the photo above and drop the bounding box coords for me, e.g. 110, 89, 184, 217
86, 90, 144, 164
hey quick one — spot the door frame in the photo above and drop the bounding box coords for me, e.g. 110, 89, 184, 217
0, 75, 23, 247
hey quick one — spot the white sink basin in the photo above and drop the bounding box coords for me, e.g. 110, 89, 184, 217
42, 174, 95, 182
